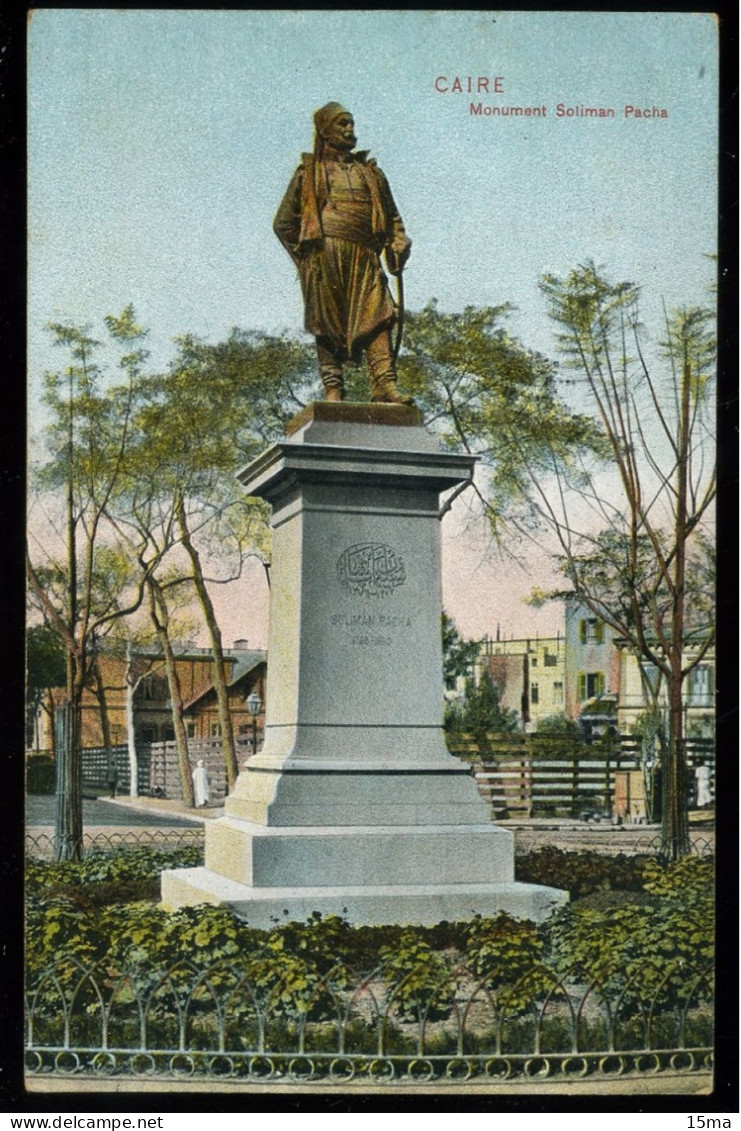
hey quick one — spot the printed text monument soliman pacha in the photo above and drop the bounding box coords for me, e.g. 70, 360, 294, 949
432, 77, 668, 120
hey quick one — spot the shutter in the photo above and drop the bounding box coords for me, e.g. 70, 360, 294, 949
579, 619, 587, 644
578, 672, 587, 700
595, 671, 605, 695
595, 620, 604, 644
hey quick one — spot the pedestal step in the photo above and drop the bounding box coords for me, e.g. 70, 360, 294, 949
160, 866, 568, 927
204, 818, 515, 887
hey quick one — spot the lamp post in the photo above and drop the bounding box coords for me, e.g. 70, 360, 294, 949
246, 690, 261, 755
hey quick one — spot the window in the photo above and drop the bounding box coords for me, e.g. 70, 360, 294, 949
688, 665, 713, 707
210, 722, 222, 738
544, 652, 558, 667
186, 722, 195, 738
238, 723, 249, 735
640, 662, 662, 696
530, 656, 537, 667
553, 681, 563, 704
578, 671, 605, 700
579, 618, 604, 645
530, 682, 539, 704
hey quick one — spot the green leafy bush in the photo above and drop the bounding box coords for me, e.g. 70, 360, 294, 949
26, 845, 714, 1042
27, 845, 204, 893
464, 913, 550, 1013
380, 930, 456, 1022
516, 847, 651, 898
544, 856, 714, 1012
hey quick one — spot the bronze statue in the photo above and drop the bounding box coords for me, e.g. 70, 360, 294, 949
274, 103, 414, 405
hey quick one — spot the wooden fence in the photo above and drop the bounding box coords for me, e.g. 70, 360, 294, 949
76, 732, 713, 815
80, 735, 262, 805
447, 733, 715, 820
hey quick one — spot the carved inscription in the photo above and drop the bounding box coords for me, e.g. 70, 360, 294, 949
330, 611, 412, 646
336, 542, 406, 598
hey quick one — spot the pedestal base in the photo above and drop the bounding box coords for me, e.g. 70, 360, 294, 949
160, 816, 568, 926
161, 867, 566, 928
160, 408, 569, 928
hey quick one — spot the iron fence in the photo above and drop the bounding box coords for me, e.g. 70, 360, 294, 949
511, 830, 715, 858
25, 826, 205, 860
25, 826, 714, 862
25, 956, 712, 1085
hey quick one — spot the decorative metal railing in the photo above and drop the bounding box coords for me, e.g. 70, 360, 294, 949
25, 826, 205, 859
25, 825, 714, 861
26, 956, 713, 1084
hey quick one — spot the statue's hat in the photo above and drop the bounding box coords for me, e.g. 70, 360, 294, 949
314, 101, 350, 138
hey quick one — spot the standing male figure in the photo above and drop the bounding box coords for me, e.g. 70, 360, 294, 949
274, 102, 414, 404
106, 753, 119, 800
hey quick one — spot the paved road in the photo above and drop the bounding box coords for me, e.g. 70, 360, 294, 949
26, 794, 196, 828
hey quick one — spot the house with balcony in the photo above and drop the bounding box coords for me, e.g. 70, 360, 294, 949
615, 629, 715, 736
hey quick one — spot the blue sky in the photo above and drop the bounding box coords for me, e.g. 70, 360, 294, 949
27, 10, 718, 643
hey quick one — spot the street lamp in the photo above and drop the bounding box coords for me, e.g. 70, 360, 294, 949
246, 690, 262, 755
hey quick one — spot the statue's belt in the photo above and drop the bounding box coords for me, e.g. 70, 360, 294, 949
319, 206, 384, 250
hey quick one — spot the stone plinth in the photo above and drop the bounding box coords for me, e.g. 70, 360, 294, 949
161, 403, 566, 926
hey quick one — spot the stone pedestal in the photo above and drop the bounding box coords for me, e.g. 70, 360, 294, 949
161, 404, 566, 925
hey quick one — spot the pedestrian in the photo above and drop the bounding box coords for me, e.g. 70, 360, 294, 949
193, 759, 210, 808
694, 759, 712, 808
106, 754, 119, 799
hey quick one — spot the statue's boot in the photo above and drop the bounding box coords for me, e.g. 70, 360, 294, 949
317, 341, 345, 402
367, 331, 415, 406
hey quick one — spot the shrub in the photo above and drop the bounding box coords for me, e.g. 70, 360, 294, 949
516, 847, 651, 898
26, 844, 203, 893
380, 930, 457, 1022
464, 912, 551, 1014
543, 856, 714, 1012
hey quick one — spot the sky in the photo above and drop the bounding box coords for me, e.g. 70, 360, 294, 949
27, 10, 718, 648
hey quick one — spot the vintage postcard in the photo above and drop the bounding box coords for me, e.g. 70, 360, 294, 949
24, 9, 725, 1111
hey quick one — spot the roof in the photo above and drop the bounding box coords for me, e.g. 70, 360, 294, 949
182, 650, 267, 712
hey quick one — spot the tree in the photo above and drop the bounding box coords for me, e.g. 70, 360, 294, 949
446, 671, 520, 738
115, 332, 279, 792
26, 623, 66, 753
441, 612, 479, 691
536, 714, 581, 737
396, 301, 604, 537
525, 262, 715, 859
26, 309, 157, 859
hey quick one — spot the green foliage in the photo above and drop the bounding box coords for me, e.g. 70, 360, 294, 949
26, 845, 204, 896
26, 845, 714, 1039
446, 671, 520, 737
441, 612, 478, 691
380, 930, 456, 1022
266, 912, 362, 980
397, 300, 603, 532
515, 848, 650, 898
535, 714, 581, 737
464, 913, 550, 1013
26, 624, 66, 705
544, 856, 714, 1009
640, 855, 714, 909
26, 895, 103, 975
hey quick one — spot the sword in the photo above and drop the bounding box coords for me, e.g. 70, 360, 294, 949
392, 267, 405, 363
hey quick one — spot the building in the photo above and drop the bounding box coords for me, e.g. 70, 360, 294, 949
182, 647, 267, 750
30, 642, 267, 754
477, 602, 715, 740
563, 598, 621, 722
478, 634, 565, 731
615, 629, 715, 736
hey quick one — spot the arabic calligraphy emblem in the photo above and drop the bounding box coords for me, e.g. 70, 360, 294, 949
336, 542, 406, 598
